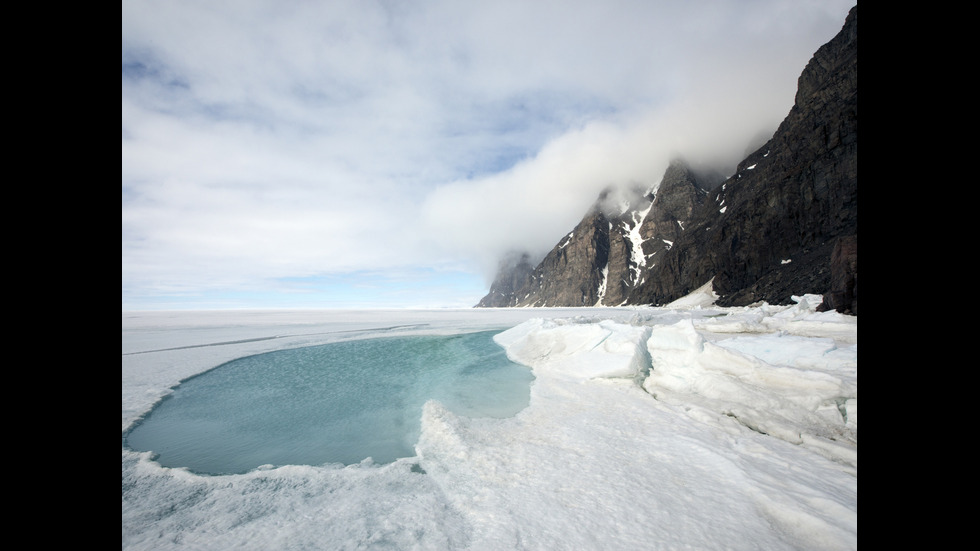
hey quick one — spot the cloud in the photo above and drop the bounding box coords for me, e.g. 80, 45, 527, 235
122, 0, 855, 308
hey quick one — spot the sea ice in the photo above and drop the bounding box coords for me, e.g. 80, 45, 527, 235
122, 302, 857, 550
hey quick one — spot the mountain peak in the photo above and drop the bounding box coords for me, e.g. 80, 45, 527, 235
476, 6, 857, 313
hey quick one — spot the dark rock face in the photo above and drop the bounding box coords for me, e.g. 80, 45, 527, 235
475, 252, 535, 307
637, 161, 712, 280
477, 161, 713, 307
817, 234, 857, 315
631, 6, 857, 308
476, 6, 857, 313
644, 5, 856, 308
528, 208, 612, 307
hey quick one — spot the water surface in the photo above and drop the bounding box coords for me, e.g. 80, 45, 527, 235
124, 330, 532, 474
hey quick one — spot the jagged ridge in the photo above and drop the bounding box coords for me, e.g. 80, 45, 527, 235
477, 6, 857, 313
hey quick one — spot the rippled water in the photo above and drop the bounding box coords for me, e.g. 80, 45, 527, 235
124, 330, 532, 475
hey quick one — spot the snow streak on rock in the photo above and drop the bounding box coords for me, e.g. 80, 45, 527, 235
625, 201, 653, 289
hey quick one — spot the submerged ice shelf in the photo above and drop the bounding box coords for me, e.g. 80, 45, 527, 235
122, 300, 857, 550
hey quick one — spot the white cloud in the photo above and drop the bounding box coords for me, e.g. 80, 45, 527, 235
122, 0, 855, 308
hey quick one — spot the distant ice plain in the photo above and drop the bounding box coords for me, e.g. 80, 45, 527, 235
122, 295, 856, 550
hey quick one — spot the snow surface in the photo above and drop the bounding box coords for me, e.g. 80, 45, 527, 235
123, 294, 856, 550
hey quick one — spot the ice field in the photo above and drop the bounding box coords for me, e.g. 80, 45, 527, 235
122, 290, 856, 550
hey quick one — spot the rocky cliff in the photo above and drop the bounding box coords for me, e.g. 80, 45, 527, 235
477, 160, 716, 307
477, 6, 857, 314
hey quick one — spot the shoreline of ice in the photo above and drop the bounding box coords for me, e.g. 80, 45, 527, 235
122, 295, 856, 550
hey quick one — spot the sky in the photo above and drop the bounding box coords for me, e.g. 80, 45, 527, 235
122, 0, 856, 310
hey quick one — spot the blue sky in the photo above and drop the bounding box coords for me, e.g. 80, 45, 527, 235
122, 0, 855, 310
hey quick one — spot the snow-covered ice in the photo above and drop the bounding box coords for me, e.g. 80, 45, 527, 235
123, 295, 856, 550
